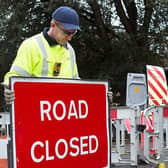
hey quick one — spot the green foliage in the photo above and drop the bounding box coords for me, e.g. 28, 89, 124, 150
0, 85, 5, 111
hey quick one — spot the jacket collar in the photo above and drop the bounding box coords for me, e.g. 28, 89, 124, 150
43, 27, 68, 49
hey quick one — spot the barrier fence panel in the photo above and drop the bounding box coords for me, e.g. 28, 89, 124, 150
110, 106, 140, 166
143, 106, 168, 164
163, 107, 168, 149
0, 112, 10, 168
126, 70, 168, 165
145, 65, 168, 164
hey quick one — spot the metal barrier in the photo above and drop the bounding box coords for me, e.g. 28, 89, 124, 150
110, 106, 140, 166
143, 106, 168, 164
0, 112, 10, 139
163, 107, 168, 150
1, 107, 168, 167
0, 112, 10, 168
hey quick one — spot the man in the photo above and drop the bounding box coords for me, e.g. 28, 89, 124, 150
3, 6, 80, 104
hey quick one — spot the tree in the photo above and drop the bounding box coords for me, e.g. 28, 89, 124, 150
73, 0, 167, 103
0, 0, 167, 108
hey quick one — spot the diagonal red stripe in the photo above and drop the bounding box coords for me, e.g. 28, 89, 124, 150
148, 80, 163, 99
148, 92, 160, 105
148, 81, 167, 105
152, 66, 166, 82
162, 99, 167, 105
149, 91, 167, 105
147, 69, 167, 95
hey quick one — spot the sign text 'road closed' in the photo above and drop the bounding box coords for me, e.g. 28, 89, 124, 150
10, 78, 110, 168
31, 99, 98, 163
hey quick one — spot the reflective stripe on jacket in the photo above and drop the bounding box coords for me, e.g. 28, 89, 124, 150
4, 33, 79, 85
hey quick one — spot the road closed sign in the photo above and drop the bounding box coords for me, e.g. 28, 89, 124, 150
9, 77, 110, 168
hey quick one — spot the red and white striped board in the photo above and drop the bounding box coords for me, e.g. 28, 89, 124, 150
146, 65, 168, 106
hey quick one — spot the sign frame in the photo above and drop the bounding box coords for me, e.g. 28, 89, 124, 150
9, 76, 111, 168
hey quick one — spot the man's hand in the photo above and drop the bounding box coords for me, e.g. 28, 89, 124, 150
2, 84, 15, 104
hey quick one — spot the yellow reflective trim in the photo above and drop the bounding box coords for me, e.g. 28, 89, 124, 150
10, 65, 31, 76
36, 35, 48, 76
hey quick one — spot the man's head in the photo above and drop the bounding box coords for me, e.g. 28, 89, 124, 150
48, 6, 80, 45
52, 6, 80, 30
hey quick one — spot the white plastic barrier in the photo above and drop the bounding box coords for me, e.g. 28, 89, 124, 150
163, 107, 168, 149
143, 106, 168, 164
0, 112, 10, 168
0, 139, 8, 159
110, 106, 140, 166
0, 112, 10, 140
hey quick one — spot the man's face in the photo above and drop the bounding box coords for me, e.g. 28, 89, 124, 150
53, 21, 77, 45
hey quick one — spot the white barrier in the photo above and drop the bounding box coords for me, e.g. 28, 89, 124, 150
0, 112, 10, 168
0, 112, 10, 140
143, 106, 168, 164
1, 106, 168, 167
0, 139, 8, 159
163, 108, 168, 149
110, 106, 140, 166
0, 112, 10, 158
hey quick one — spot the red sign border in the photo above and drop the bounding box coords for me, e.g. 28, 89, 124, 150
9, 76, 111, 168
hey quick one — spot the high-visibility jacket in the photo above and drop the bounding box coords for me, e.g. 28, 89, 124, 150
4, 32, 79, 85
